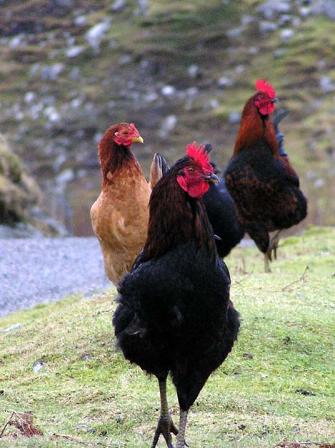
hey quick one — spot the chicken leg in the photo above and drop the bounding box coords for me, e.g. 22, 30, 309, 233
264, 230, 282, 272
270, 230, 281, 260
151, 379, 178, 448
175, 410, 188, 448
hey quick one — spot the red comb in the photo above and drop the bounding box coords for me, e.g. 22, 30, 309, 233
255, 79, 276, 99
186, 142, 213, 172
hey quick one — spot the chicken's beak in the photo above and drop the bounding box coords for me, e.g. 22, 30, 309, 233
204, 173, 219, 184
132, 135, 144, 144
272, 97, 279, 104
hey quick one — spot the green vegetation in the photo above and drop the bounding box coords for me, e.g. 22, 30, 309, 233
0, 136, 41, 224
1, 227, 334, 447
1, 0, 335, 232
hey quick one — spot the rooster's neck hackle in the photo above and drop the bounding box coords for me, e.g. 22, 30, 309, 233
142, 161, 216, 261
234, 97, 278, 156
98, 129, 139, 186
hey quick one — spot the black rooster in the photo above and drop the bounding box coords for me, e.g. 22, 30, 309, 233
113, 143, 240, 447
224, 80, 307, 272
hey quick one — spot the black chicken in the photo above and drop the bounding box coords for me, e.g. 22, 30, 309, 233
113, 143, 240, 447
203, 144, 245, 257
224, 80, 307, 272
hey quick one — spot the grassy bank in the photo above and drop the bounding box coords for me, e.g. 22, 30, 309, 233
0, 227, 334, 447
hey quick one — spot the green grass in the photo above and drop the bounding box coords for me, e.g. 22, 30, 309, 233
0, 227, 334, 447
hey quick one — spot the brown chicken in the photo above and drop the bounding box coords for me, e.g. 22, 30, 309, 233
90, 122, 167, 284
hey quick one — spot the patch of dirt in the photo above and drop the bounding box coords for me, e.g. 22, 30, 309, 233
0, 411, 43, 438
275, 441, 335, 448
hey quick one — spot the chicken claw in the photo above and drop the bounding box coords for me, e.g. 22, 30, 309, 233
151, 414, 178, 448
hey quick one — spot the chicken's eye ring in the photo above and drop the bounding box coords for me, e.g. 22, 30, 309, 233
188, 167, 194, 172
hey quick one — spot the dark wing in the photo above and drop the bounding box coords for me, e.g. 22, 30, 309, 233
204, 178, 244, 257
225, 148, 307, 231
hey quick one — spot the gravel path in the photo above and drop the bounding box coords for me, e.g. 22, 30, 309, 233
0, 237, 111, 317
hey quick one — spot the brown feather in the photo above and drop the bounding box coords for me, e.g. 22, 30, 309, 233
234, 96, 278, 156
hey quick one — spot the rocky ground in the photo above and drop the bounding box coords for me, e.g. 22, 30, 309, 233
0, 0, 334, 235
0, 237, 110, 317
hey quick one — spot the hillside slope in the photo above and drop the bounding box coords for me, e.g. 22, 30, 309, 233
0, 227, 334, 447
0, 1, 334, 233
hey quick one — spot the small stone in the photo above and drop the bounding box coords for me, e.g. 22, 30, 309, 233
77, 423, 95, 433
161, 85, 176, 97
299, 6, 311, 17
44, 106, 60, 123
70, 98, 82, 109
187, 64, 201, 79
314, 178, 325, 188
2, 323, 22, 333
159, 115, 177, 138
85, 21, 111, 50
24, 92, 36, 104
33, 360, 44, 373
278, 14, 292, 25
70, 67, 80, 80
248, 46, 259, 55
9, 35, 24, 49
292, 17, 302, 27
235, 65, 245, 74
228, 111, 241, 124
136, 0, 149, 16
56, 169, 75, 185
280, 28, 295, 42
119, 54, 132, 65
186, 87, 199, 97
115, 414, 124, 423
143, 91, 158, 103
273, 48, 286, 58
320, 76, 335, 93
258, 0, 291, 19
226, 26, 243, 39
259, 20, 278, 33
40, 63, 64, 81
112, 0, 126, 12
242, 352, 254, 359
66, 46, 84, 58
218, 76, 234, 89
209, 98, 220, 109
74, 15, 87, 26
241, 15, 254, 26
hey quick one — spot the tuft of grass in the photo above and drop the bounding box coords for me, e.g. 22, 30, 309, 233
0, 227, 335, 447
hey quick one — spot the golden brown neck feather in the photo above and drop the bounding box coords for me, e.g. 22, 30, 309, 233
234, 96, 279, 156
98, 128, 138, 186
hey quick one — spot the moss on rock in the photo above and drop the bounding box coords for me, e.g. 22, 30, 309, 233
0, 135, 41, 225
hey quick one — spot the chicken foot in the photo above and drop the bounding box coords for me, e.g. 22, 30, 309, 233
151, 379, 178, 448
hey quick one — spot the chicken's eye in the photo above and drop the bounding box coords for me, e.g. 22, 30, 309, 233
188, 167, 194, 173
